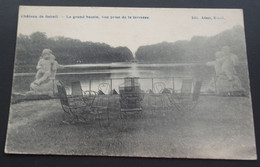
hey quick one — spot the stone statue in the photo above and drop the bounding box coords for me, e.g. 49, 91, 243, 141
206, 46, 244, 95
28, 49, 64, 96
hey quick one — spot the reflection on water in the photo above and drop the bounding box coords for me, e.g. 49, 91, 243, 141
12, 63, 213, 93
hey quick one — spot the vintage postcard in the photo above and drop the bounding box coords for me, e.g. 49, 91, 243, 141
5, 6, 257, 159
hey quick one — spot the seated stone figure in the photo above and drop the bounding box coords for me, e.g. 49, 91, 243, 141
216, 48, 244, 95
206, 46, 245, 96
28, 49, 63, 96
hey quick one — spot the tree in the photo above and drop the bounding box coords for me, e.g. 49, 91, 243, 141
14, 32, 134, 72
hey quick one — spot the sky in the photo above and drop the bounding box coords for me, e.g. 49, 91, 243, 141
17, 6, 245, 55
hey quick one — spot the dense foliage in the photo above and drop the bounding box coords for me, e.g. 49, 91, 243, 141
135, 25, 247, 64
15, 32, 134, 72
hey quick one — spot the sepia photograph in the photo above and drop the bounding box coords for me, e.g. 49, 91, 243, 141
4, 6, 257, 159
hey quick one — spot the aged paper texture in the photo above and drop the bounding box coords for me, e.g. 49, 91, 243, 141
5, 6, 257, 160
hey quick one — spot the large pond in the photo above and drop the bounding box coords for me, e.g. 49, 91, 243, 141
12, 63, 215, 94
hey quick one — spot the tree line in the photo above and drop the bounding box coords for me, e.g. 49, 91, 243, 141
135, 25, 247, 64
15, 25, 247, 73
15, 32, 134, 72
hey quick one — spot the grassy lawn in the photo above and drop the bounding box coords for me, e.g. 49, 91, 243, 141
5, 95, 256, 159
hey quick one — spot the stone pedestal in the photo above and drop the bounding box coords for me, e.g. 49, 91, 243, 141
29, 79, 58, 96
